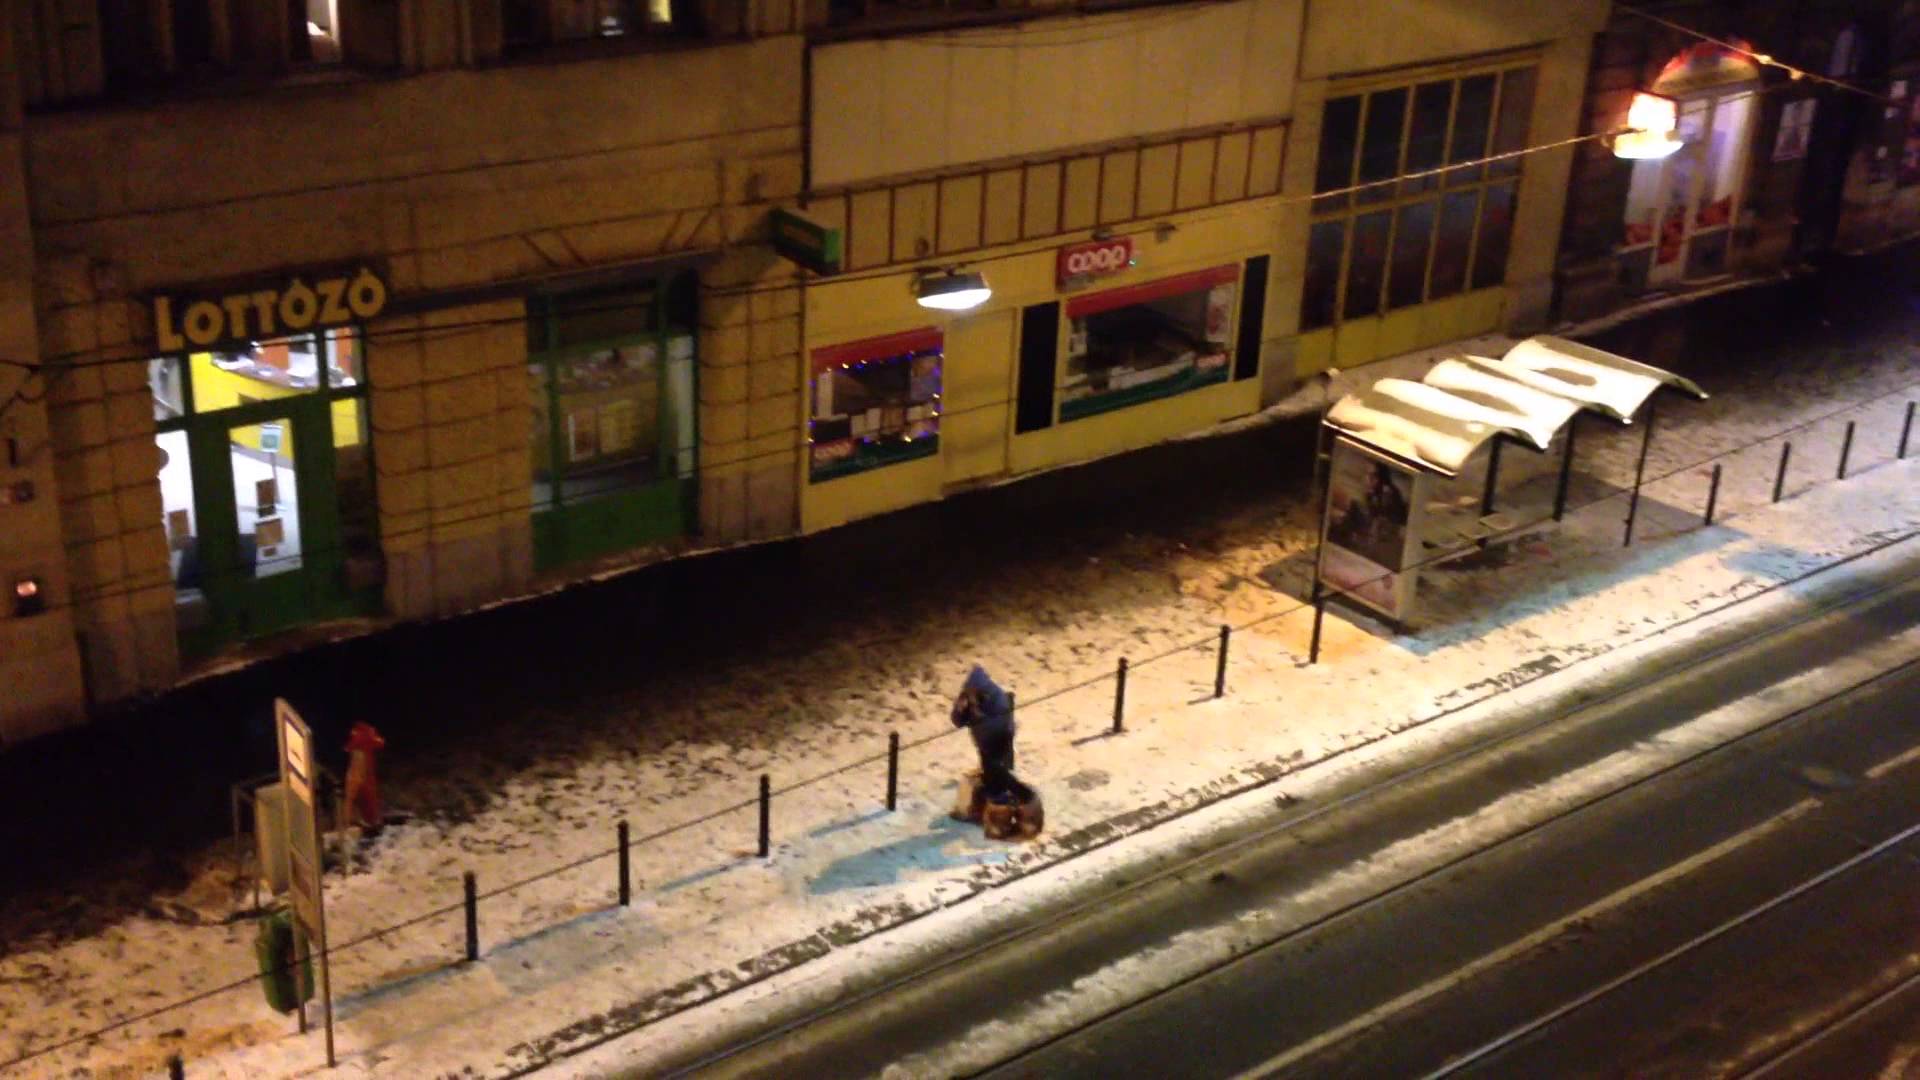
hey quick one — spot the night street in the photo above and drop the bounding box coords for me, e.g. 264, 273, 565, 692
6, 2, 1920, 1076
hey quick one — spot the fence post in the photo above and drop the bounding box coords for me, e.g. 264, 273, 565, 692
1112, 658, 1128, 734
463, 871, 478, 962
617, 820, 630, 907
1838, 420, 1856, 480
1309, 589, 1327, 665
886, 731, 899, 812
758, 774, 771, 859
168, 1054, 185, 1080
1704, 465, 1722, 527
1773, 442, 1792, 503
1214, 624, 1230, 699
1901, 402, 1915, 460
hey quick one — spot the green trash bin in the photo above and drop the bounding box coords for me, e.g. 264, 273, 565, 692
254, 908, 315, 1013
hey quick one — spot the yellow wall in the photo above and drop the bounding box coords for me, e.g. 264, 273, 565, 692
810, 0, 1301, 188
186, 354, 365, 455
801, 200, 1277, 534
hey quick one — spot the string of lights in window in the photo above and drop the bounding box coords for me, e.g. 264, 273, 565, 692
807, 346, 944, 479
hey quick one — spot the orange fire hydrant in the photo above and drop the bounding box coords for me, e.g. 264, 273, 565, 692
343, 722, 386, 830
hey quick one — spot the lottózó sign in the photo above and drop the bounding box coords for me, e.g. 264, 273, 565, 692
1057, 237, 1136, 288
153, 266, 388, 353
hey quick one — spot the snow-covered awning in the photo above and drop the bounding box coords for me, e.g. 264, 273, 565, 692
1323, 335, 1707, 478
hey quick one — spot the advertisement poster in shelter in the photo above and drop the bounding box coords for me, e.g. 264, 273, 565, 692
1318, 438, 1419, 621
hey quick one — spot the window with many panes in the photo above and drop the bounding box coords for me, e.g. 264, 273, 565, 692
1301, 63, 1536, 332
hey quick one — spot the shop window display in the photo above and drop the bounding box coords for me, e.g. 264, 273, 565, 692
530, 335, 692, 506
809, 335, 942, 483
1060, 271, 1235, 423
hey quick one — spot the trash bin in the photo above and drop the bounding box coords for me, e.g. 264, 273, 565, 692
254, 908, 314, 1013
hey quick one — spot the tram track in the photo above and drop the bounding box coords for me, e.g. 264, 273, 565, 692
660, 549, 1920, 1068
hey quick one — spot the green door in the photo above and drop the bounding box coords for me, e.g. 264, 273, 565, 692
181, 395, 346, 652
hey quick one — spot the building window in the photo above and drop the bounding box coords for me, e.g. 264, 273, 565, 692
527, 282, 698, 513
503, 0, 691, 49
808, 330, 943, 483
1302, 64, 1536, 332
1060, 267, 1237, 423
1620, 44, 1760, 286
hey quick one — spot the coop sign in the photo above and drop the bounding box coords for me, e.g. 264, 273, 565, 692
1057, 237, 1136, 288
153, 266, 388, 352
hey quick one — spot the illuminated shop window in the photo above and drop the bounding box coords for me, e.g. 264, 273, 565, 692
809, 331, 942, 483
1059, 268, 1236, 423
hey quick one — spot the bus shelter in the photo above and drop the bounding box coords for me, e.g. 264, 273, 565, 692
1314, 335, 1707, 627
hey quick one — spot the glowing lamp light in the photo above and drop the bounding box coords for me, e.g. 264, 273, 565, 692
915, 270, 992, 312
12, 574, 46, 617
1614, 92, 1684, 160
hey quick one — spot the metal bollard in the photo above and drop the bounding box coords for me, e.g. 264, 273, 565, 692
1839, 420, 1856, 480
463, 871, 478, 962
1309, 590, 1327, 665
886, 731, 900, 812
1113, 658, 1128, 734
1214, 624, 1230, 699
617, 821, 631, 907
1901, 402, 1915, 460
758, 775, 771, 859
1704, 465, 1722, 527
1773, 442, 1792, 503
168, 1054, 185, 1080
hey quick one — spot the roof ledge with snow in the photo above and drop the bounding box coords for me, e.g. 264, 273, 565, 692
1324, 335, 1707, 477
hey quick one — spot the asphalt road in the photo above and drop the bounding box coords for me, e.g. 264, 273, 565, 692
678, 562, 1920, 1080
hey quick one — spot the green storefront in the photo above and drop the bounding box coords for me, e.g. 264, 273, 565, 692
525, 273, 699, 570
149, 268, 385, 656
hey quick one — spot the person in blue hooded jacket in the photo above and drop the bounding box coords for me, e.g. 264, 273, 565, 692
952, 665, 1020, 799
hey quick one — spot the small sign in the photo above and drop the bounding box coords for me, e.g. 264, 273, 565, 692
258, 424, 284, 454
771, 208, 844, 276
275, 697, 335, 1060
1057, 237, 1136, 288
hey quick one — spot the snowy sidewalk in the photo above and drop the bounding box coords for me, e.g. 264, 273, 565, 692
5, 300, 1920, 1078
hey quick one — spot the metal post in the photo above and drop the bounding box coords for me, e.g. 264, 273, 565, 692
1553, 414, 1579, 522
1624, 400, 1656, 547
1309, 588, 1326, 665
1838, 420, 1856, 480
1773, 441, 1793, 503
617, 821, 630, 907
757, 775, 771, 858
463, 871, 478, 962
169, 1053, 185, 1080
1900, 402, 1915, 460
1704, 465, 1722, 527
886, 731, 900, 812
1213, 625, 1230, 699
1112, 658, 1127, 734
1480, 437, 1504, 517
1007, 691, 1015, 722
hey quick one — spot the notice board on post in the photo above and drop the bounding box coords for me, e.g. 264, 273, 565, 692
275, 697, 335, 1064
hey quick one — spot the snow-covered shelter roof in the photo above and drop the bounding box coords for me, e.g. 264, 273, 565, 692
1324, 335, 1707, 477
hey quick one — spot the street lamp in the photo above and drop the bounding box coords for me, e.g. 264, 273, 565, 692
915, 268, 992, 311
1613, 91, 1684, 160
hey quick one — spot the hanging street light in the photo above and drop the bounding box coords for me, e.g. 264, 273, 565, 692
1613, 91, 1685, 160
915, 268, 992, 311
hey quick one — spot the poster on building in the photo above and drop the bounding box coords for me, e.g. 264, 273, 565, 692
1318, 439, 1419, 622
1773, 99, 1816, 163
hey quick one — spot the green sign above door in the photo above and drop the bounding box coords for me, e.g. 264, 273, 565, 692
770, 208, 844, 276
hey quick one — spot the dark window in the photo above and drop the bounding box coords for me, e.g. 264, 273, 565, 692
1016, 303, 1060, 434
1470, 181, 1517, 289
1343, 211, 1393, 321
1429, 189, 1481, 298
1388, 199, 1437, 310
1488, 68, 1537, 177
1314, 95, 1364, 213
1445, 74, 1497, 186
1301, 221, 1347, 332
1235, 256, 1269, 381
1401, 81, 1454, 195
1357, 88, 1409, 204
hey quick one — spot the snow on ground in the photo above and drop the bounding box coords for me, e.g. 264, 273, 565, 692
3, 284, 1920, 1077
